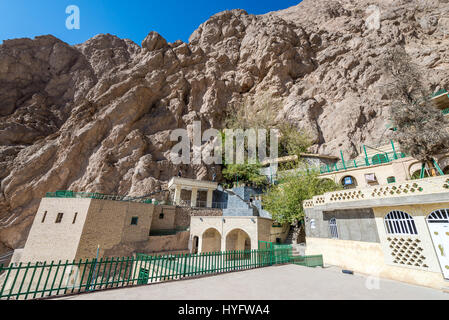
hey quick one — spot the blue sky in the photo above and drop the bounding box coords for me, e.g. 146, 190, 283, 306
0, 0, 301, 46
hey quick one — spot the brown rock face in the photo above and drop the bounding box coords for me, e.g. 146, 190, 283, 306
0, 0, 448, 252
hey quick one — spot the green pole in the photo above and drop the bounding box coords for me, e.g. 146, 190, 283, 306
363, 145, 369, 165
420, 163, 426, 179
340, 151, 346, 170
433, 159, 444, 176
391, 140, 398, 160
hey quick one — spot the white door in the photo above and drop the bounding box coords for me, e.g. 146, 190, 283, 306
427, 209, 449, 279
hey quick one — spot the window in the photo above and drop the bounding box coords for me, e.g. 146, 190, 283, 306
55, 213, 64, 224
384, 210, 417, 235
131, 217, 139, 225
387, 176, 396, 184
159, 213, 164, 219
72, 212, 78, 224
341, 176, 357, 189
329, 218, 338, 239
427, 209, 449, 223
41, 211, 47, 223
372, 154, 388, 165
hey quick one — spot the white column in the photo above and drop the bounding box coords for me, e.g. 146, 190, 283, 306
174, 185, 182, 205
191, 188, 198, 207
206, 189, 213, 208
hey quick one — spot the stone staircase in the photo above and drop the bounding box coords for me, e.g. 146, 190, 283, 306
291, 244, 306, 257
221, 188, 258, 217
284, 227, 294, 244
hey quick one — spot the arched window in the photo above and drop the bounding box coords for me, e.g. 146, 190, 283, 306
384, 210, 418, 235
372, 154, 388, 165
427, 209, 449, 223
329, 218, 338, 239
341, 176, 357, 189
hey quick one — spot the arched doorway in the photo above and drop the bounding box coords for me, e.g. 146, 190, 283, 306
225, 229, 251, 252
201, 228, 221, 253
411, 170, 430, 180
426, 209, 449, 280
192, 236, 199, 254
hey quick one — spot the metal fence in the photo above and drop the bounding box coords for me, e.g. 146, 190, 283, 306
0, 248, 322, 300
45, 190, 154, 203
319, 151, 407, 174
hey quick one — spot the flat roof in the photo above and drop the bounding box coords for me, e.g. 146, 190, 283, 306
168, 177, 218, 190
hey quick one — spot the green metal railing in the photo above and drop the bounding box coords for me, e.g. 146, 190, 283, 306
45, 190, 154, 204
319, 151, 407, 174
442, 108, 449, 115
290, 255, 324, 268
0, 248, 322, 300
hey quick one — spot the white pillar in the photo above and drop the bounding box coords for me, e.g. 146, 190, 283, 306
191, 188, 198, 207
206, 189, 213, 208
174, 185, 182, 205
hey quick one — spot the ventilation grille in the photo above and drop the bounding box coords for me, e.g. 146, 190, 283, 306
387, 237, 428, 269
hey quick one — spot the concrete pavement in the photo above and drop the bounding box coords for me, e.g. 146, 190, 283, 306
59, 264, 449, 300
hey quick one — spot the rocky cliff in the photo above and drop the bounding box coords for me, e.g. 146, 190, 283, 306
0, 0, 448, 253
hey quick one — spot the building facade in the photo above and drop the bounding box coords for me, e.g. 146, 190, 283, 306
304, 175, 449, 289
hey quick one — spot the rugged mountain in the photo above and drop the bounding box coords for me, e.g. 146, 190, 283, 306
0, 0, 448, 253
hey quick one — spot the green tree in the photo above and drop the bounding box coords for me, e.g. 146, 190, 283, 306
262, 171, 340, 225
222, 163, 268, 188
278, 122, 311, 159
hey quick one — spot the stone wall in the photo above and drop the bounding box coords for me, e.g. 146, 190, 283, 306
306, 237, 447, 290
151, 205, 176, 231
174, 206, 222, 228
305, 207, 380, 243
76, 200, 154, 260
19, 198, 92, 263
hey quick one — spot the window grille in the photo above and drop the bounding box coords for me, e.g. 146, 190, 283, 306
384, 210, 417, 235
427, 209, 449, 223
329, 218, 338, 238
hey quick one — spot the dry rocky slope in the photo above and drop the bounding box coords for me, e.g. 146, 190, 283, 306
0, 0, 448, 253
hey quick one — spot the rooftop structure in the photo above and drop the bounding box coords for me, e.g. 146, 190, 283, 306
168, 177, 218, 208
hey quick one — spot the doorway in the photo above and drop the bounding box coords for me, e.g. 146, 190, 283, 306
427, 209, 449, 280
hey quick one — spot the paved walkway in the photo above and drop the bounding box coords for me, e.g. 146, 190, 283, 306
59, 264, 449, 300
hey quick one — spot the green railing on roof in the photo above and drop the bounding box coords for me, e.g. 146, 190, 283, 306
442, 108, 449, 115
319, 151, 407, 174
0, 248, 322, 300
45, 191, 154, 204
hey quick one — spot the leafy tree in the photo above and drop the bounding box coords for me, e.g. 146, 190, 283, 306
221, 163, 268, 188
381, 47, 449, 176
262, 171, 340, 225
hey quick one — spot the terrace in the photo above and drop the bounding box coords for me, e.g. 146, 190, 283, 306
319, 140, 406, 174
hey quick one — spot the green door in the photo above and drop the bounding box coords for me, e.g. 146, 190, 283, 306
137, 268, 149, 285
